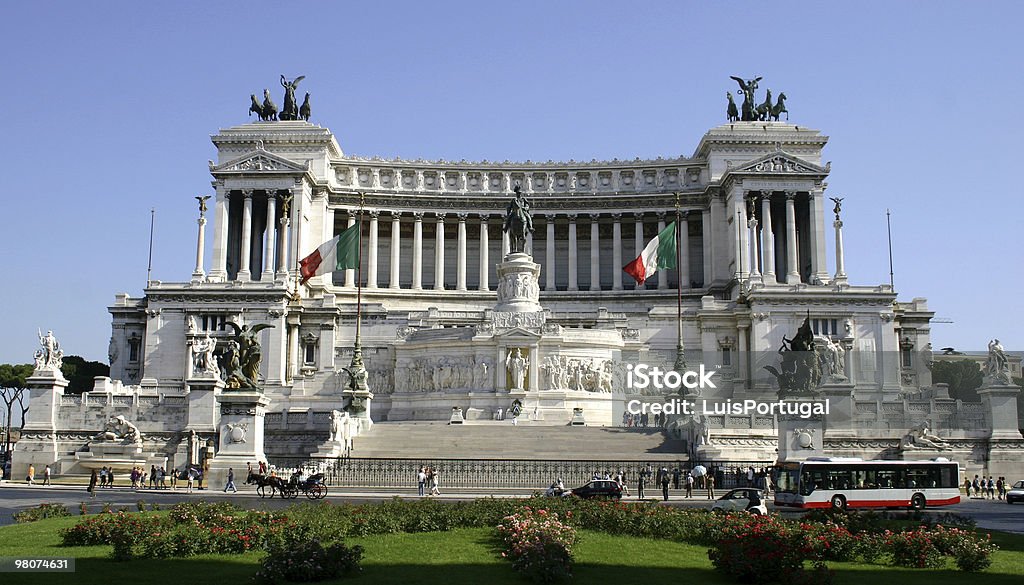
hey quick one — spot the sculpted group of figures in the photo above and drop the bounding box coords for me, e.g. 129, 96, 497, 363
186, 318, 273, 390
541, 356, 615, 393
497, 273, 540, 302
395, 356, 494, 392
726, 76, 788, 122
763, 317, 846, 396
248, 75, 311, 122
34, 329, 64, 371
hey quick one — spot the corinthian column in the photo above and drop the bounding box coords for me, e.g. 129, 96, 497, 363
367, 211, 379, 288
545, 216, 556, 291
276, 191, 290, 277
456, 213, 468, 291
611, 213, 623, 290
785, 191, 800, 284
344, 213, 355, 288
412, 212, 423, 290
567, 214, 578, 291
589, 214, 601, 291
389, 212, 401, 289
747, 194, 762, 284
634, 212, 645, 289
479, 215, 490, 291
210, 187, 229, 282
656, 212, 668, 289
261, 192, 277, 280
193, 204, 208, 281
760, 190, 776, 283
434, 213, 445, 291
678, 212, 690, 290
237, 189, 254, 281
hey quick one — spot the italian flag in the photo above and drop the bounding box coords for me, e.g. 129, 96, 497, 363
623, 221, 677, 285
299, 223, 360, 283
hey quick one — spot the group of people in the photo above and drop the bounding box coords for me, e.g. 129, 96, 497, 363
734, 466, 774, 492
416, 467, 441, 496
637, 465, 718, 501
621, 412, 669, 428
966, 475, 1009, 500
84, 464, 205, 497
24, 464, 52, 486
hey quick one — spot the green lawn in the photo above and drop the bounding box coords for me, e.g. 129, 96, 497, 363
0, 516, 1021, 584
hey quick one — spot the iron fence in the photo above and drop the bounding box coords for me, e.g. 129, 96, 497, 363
266, 456, 773, 490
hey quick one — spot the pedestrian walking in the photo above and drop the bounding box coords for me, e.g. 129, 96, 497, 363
88, 469, 98, 498
429, 467, 441, 496
685, 472, 694, 498
27, 464, 35, 485
661, 472, 670, 501
187, 467, 195, 493
706, 472, 716, 499
417, 467, 426, 497
43, 465, 51, 486
637, 469, 646, 500
224, 468, 237, 493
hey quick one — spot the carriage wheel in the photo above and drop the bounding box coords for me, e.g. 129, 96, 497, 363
308, 484, 327, 500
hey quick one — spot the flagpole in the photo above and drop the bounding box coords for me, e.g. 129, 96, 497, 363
673, 193, 686, 373
355, 193, 364, 348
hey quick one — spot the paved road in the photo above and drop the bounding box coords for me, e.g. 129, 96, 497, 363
2, 483, 1021, 534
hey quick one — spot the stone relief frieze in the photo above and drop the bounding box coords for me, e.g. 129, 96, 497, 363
540, 356, 615, 392
395, 355, 493, 392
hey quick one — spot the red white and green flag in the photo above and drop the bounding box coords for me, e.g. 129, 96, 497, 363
623, 221, 677, 285
299, 223, 360, 283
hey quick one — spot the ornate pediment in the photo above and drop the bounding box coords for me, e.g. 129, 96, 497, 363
211, 149, 308, 174
728, 151, 826, 176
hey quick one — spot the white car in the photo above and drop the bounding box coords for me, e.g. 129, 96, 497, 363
712, 488, 768, 515
1007, 480, 1024, 504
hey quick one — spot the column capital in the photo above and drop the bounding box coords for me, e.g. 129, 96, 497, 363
412, 211, 424, 220
241, 189, 254, 199
367, 210, 380, 219
435, 213, 446, 223
760, 189, 773, 198
589, 213, 601, 222
566, 213, 578, 221
456, 212, 469, 222
610, 212, 622, 221
656, 211, 667, 221
634, 212, 645, 221
785, 190, 798, 201
391, 210, 402, 220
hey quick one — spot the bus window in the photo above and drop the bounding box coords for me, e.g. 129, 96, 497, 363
876, 469, 899, 489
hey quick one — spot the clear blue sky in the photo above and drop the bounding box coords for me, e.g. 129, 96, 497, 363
1, 1, 1020, 365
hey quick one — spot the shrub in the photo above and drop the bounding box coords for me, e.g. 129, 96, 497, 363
256, 536, 363, 583
707, 514, 808, 583
886, 528, 945, 569
13, 503, 72, 523
497, 507, 578, 583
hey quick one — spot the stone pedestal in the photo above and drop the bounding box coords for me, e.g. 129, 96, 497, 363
185, 375, 224, 434
570, 408, 586, 426
206, 390, 270, 487
778, 404, 824, 462
11, 368, 68, 479
448, 407, 465, 425
494, 252, 542, 313
820, 381, 855, 434
978, 384, 1022, 439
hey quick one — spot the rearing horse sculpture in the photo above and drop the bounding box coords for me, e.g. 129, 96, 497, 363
503, 183, 534, 254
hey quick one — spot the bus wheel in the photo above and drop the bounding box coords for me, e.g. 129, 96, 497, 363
910, 494, 926, 511
830, 495, 847, 511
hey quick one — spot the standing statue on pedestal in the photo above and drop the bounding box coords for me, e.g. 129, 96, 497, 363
34, 329, 64, 371
503, 183, 534, 254
222, 322, 274, 389
279, 75, 305, 121
506, 348, 529, 390
763, 316, 821, 396
984, 338, 1011, 384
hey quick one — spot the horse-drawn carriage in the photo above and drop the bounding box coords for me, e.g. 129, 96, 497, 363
246, 470, 328, 499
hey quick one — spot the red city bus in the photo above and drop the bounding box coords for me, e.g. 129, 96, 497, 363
774, 457, 960, 511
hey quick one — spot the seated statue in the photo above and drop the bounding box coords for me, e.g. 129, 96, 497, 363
94, 415, 143, 444
899, 421, 946, 451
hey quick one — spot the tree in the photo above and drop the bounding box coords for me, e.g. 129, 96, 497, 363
60, 355, 110, 394
930, 359, 983, 402
0, 363, 32, 458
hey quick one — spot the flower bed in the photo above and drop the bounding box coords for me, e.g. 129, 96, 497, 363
497, 507, 578, 583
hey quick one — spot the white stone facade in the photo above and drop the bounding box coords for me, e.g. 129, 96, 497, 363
33, 117, 996, 479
